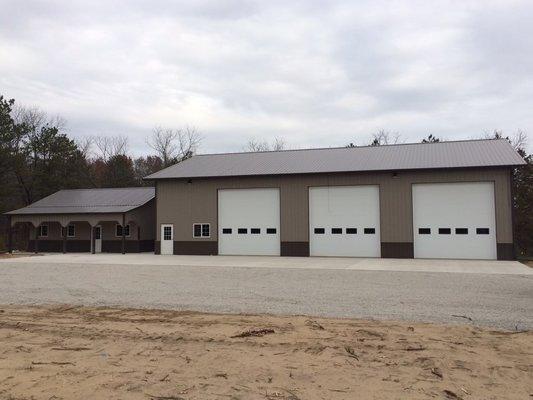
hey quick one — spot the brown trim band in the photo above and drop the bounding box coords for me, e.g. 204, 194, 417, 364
173, 241, 218, 255
381, 242, 414, 258
281, 242, 309, 257
497, 243, 514, 260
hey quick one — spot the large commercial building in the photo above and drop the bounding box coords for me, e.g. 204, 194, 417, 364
146, 139, 525, 260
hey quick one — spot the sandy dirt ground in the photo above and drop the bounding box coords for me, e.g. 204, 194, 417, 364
0, 306, 531, 400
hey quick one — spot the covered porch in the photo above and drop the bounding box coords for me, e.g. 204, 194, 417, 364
7, 213, 154, 254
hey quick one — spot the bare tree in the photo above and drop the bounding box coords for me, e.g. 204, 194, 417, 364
176, 126, 202, 162
13, 104, 66, 133
370, 129, 401, 146
147, 126, 202, 167
245, 137, 286, 152
483, 129, 528, 151
246, 139, 270, 152
75, 137, 94, 158
93, 135, 129, 161
510, 130, 527, 151
272, 137, 286, 151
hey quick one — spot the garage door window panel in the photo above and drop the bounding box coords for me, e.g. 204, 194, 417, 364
250, 228, 260, 234
346, 228, 357, 234
331, 228, 342, 234
455, 228, 468, 235
222, 228, 232, 234
438, 228, 451, 234
314, 228, 325, 234
364, 228, 375, 234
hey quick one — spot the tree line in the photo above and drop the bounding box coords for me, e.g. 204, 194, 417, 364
0, 95, 201, 214
1, 95, 531, 256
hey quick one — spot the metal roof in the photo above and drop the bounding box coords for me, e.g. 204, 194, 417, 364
145, 139, 525, 180
6, 187, 155, 215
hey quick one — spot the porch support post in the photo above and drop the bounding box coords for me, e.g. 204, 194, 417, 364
34, 225, 39, 254
91, 225, 95, 254
62, 225, 67, 254
121, 213, 126, 254
7, 215, 13, 254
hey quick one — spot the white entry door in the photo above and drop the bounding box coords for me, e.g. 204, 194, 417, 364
160, 224, 174, 255
94, 226, 102, 253
218, 188, 280, 256
309, 185, 381, 257
412, 182, 497, 260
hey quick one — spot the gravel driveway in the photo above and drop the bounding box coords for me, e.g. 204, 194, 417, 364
0, 256, 531, 330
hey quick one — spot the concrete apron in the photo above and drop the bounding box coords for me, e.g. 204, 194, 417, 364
1, 253, 531, 275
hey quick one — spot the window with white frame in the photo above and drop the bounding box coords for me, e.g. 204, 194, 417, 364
67, 224, 75, 237
193, 223, 210, 238
116, 224, 130, 237
38, 224, 48, 237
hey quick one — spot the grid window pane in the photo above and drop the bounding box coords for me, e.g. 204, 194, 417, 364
67, 225, 75, 237
201, 224, 210, 237
193, 224, 202, 237
39, 225, 48, 237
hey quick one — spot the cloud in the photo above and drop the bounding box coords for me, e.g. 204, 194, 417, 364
0, 0, 532, 154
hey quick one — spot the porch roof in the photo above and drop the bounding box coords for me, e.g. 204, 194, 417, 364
6, 187, 155, 215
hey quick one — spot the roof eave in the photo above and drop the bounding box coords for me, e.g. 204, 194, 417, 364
140, 163, 525, 181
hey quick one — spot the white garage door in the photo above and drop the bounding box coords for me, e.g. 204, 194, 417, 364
309, 186, 381, 257
218, 188, 280, 256
412, 182, 497, 260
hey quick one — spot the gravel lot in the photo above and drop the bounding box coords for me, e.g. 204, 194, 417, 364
0, 257, 531, 330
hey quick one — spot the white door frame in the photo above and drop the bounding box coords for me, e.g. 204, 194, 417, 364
94, 225, 102, 253
160, 224, 174, 255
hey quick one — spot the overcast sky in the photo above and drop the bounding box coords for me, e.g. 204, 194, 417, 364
1, 0, 532, 155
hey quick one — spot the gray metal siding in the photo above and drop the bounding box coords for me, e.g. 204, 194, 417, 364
156, 167, 514, 245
